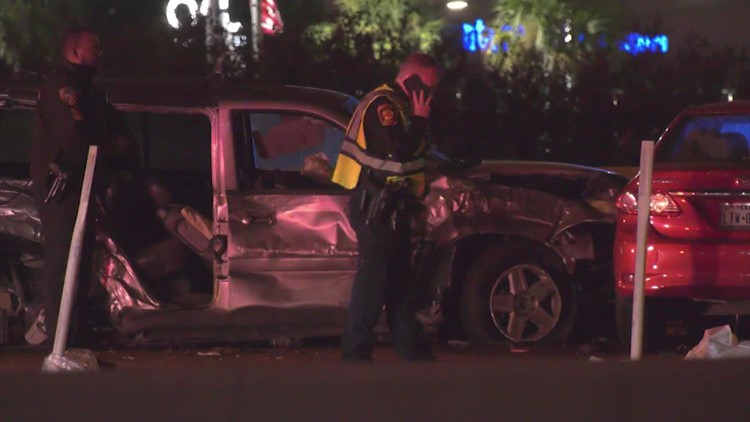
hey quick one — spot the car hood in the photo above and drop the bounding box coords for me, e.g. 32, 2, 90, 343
466, 160, 627, 187
424, 160, 629, 245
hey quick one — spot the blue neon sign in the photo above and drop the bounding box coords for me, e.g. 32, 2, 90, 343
619, 33, 669, 55
462, 19, 527, 53
463, 19, 497, 53
461, 20, 668, 57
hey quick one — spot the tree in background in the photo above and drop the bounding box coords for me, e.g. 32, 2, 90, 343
0, 0, 213, 79
304, 0, 444, 94
0, 1, 91, 76
468, 1, 750, 166
486, 0, 611, 73
454, 0, 614, 163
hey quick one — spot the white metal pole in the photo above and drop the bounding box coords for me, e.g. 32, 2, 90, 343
630, 140, 654, 361
50, 146, 98, 358
206, 0, 220, 72
249, 0, 260, 65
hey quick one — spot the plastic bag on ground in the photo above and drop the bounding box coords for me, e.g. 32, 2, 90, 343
684, 325, 750, 359
41, 349, 100, 373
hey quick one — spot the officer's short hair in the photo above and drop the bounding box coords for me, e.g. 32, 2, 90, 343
399, 53, 442, 77
58, 26, 96, 58
401, 53, 440, 70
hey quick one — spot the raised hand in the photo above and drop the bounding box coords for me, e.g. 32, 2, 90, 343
411, 89, 433, 119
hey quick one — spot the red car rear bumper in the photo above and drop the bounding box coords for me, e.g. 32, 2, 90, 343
614, 225, 750, 301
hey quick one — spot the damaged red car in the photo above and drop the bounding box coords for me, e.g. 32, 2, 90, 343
0, 79, 627, 346
614, 101, 750, 344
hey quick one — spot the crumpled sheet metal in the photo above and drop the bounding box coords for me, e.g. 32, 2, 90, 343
98, 235, 160, 326
0, 179, 41, 244
228, 193, 357, 259
0, 181, 160, 328
424, 174, 615, 249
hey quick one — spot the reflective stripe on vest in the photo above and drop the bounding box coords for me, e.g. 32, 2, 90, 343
338, 139, 424, 175
331, 85, 426, 190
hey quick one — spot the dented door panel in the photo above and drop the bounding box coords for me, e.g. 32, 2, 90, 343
226, 191, 357, 309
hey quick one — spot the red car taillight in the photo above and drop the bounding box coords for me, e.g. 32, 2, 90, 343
615, 190, 681, 216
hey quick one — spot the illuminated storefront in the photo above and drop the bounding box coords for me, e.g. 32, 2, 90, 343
461, 19, 668, 56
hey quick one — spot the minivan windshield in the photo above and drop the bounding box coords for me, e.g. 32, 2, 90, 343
655, 114, 750, 168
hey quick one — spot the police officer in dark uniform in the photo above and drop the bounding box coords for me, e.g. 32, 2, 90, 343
333, 53, 442, 362
29, 27, 129, 346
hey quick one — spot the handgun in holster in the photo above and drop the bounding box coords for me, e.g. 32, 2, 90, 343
359, 178, 410, 225
43, 162, 69, 204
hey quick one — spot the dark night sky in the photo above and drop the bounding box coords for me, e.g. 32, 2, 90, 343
622, 0, 750, 50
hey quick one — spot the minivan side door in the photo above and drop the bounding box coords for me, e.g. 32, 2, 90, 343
225, 109, 356, 329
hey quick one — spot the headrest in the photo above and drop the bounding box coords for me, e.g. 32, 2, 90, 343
145, 178, 172, 209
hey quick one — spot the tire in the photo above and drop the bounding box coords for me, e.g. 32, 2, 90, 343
615, 294, 667, 350
460, 243, 577, 345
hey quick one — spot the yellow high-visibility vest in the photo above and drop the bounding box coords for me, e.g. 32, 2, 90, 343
331, 84, 426, 196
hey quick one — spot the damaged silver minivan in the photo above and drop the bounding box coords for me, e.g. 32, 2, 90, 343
0, 79, 627, 346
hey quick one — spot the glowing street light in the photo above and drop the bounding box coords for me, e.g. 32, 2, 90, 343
446, 1, 468, 11
166, 0, 242, 33
166, 0, 199, 28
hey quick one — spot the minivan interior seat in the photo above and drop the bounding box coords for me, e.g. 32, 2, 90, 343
145, 178, 216, 262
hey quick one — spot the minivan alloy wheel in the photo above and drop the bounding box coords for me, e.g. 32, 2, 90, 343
489, 264, 562, 342
460, 244, 577, 345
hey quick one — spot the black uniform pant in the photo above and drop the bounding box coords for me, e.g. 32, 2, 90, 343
33, 181, 94, 347
341, 188, 431, 361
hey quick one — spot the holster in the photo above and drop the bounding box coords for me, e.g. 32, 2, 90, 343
358, 171, 413, 225
43, 162, 69, 204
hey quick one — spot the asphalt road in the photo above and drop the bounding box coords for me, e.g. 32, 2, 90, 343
2, 340, 750, 422
4, 334, 750, 422
0, 338, 636, 372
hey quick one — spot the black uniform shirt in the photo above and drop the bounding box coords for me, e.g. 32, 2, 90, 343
30, 60, 125, 188
361, 82, 427, 163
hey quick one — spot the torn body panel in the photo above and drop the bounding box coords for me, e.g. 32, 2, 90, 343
424, 161, 628, 270
0, 180, 41, 244
99, 242, 160, 315
95, 215, 162, 329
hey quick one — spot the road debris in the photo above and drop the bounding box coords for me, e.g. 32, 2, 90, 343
685, 325, 750, 359
42, 349, 100, 373
447, 339, 470, 349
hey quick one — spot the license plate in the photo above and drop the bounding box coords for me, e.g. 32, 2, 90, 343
720, 203, 750, 229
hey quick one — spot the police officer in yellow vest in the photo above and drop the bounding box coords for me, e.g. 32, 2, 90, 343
333, 53, 441, 362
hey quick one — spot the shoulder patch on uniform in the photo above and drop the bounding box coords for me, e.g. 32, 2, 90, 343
377, 103, 397, 126
58, 86, 77, 106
